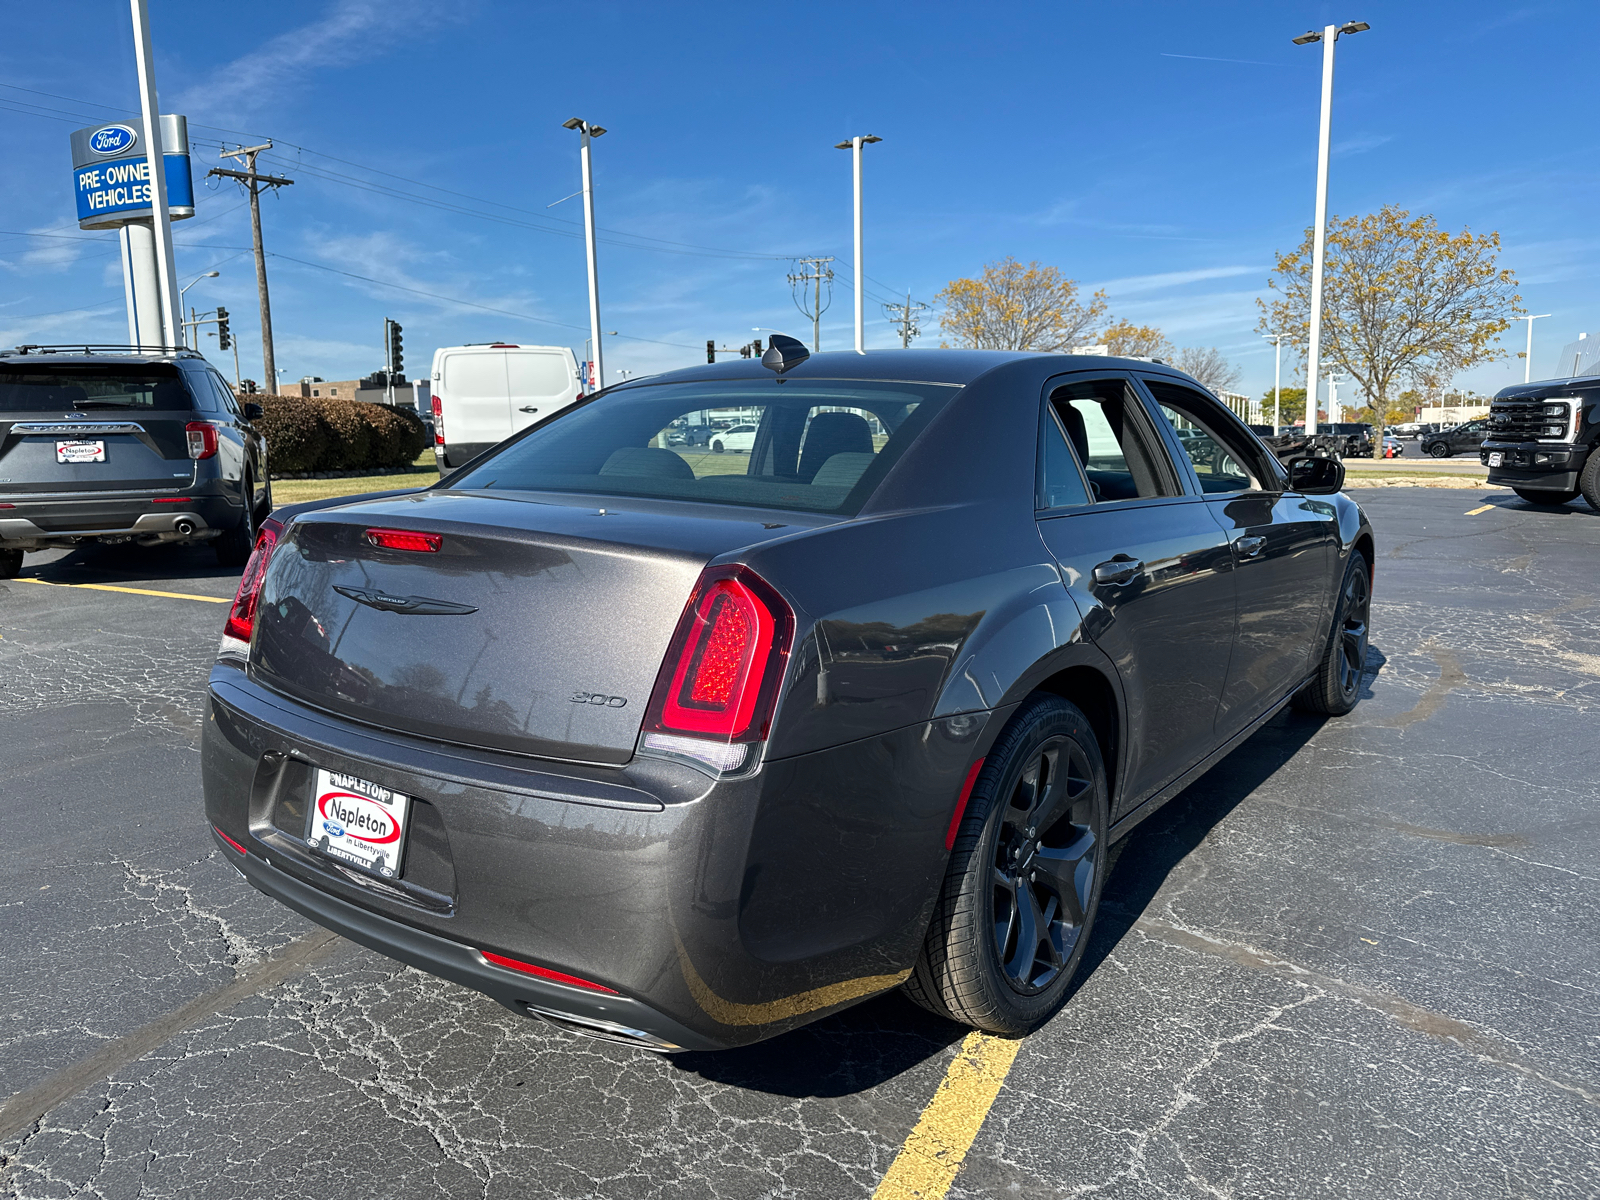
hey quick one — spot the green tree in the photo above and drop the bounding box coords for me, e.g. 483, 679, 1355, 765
937, 257, 1108, 351
1260, 386, 1308, 425
1257, 204, 1521, 448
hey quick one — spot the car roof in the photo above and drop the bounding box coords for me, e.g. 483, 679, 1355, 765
617, 347, 1184, 390
0, 345, 209, 367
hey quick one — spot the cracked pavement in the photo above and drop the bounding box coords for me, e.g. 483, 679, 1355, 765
2, 492, 1597, 1198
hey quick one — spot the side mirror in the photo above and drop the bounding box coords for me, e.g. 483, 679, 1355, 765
243, 402, 264, 421
1288, 455, 1345, 494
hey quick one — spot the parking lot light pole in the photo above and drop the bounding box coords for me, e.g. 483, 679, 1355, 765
1263, 333, 1286, 431
1293, 20, 1368, 436
1520, 313, 1551, 383
563, 118, 607, 390
834, 135, 882, 354
179, 270, 218, 349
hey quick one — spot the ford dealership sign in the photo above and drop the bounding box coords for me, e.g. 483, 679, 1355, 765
68, 116, 194, 231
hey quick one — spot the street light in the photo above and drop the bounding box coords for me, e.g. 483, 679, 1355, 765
1262, 333, 1286, 431
1294, 19, 1368, 436
1518, 313, 1551, 383
834, 134, 882, 354
563, 118, 607, 390
179, 270, 219, 349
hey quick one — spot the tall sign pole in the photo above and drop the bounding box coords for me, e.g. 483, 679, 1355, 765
129, 0, 180, 347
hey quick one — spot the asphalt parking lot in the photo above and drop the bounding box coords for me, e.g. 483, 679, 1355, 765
2, 488, 1597, 1199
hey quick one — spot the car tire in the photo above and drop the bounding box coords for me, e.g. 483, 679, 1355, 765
1581, 452, 1600, 513
1512, 487, 1578, 507
214, 475, 258, 568
1292, 549, 1371, 717
904, 694, 1109, 1035
0, 547, 22, 579
1429, 443, 1450, 458
711, 440, 725, 453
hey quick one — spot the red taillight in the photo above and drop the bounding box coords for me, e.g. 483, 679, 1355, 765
645, 567, 793, 743
223, 517, 283, 643
186, 421, 218, 460
481, 950, 617, 993
431, 394, 444, 444
365, 528, 441, 553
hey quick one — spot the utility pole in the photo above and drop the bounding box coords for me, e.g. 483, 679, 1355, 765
208, 144, 293, 394
882, 292, 928, 348
787, 257, 835, 352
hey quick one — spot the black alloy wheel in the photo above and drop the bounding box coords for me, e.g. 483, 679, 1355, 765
905, 694, 1109, 1035
1293, 550, 1371, 716
1429, 443, 1450, 458
990, 736, 1099, 994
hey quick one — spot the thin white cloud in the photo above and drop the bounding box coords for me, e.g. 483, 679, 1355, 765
1333, 132, 1394, 157
172, 0, 445, 120
1091, 265, 1261, 296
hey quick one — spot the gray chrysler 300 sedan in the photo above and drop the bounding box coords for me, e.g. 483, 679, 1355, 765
203, 341, 1372, 1051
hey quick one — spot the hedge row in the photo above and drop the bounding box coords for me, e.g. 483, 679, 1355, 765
255, 396, 428, 475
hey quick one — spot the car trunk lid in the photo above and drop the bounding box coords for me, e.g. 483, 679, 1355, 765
0, 415, 193, 494
249, 490, 810, 763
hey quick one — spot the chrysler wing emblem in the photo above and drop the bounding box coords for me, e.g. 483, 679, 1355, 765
334, 585, 478, 616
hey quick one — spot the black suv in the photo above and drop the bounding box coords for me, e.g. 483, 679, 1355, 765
1481, 378, 1600, 509
0, 345, 269, 577
1419, 418, 1489, 458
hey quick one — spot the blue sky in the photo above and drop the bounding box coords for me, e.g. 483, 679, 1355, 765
3, 1, 1597, 399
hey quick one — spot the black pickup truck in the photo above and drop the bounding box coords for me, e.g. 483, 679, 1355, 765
1481, 378, 1600, 509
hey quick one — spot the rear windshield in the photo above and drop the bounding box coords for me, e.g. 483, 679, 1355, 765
449, 377, 960, 515
0, 363, 193, 413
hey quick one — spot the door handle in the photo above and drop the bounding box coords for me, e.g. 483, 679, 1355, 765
1233, 535, 1266, 559
518, 406, 540, 414
1092, 556, 1145, 585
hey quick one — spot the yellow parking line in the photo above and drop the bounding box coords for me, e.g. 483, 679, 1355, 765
872, 1032, 1022, 1200
1465, 503, 1496, 515
15, 578, 230, 604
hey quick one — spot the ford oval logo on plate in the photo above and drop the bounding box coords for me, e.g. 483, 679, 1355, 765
89, 124, 138, 155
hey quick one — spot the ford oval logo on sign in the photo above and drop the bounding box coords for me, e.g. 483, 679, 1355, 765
88, 124, 138, 155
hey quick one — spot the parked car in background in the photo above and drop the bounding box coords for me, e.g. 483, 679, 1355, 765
429, 343, 582, 470
1322, 423, 1374, 458
1419, 418, 1489, 458
0, 345, 269, 576
1482, 377, 1600, 508
1381, 436, 1405, 458
204, 343, 1372, 1052
709, 423, 758, 453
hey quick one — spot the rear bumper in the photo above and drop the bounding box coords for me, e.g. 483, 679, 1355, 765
202, 666, 993, 1050
0, 490, 241, 549
1481, 441, 1584, 491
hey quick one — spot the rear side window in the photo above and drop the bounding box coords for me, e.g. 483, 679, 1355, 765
0, 364, 193, 412
1046, 378, 1176, 502
450, 378, 959, 516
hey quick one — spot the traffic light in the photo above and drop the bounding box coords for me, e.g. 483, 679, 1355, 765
706, 339, 715, 364
386, 320, 404, 378
215, 307, 230, 351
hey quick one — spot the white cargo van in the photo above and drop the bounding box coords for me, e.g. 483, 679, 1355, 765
429, 343, 582, 469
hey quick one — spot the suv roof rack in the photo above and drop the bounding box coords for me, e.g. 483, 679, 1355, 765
5, 343, 204, 358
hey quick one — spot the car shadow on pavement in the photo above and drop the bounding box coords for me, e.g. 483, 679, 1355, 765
24, 540, 242, 586
1074, 705, 1328, 989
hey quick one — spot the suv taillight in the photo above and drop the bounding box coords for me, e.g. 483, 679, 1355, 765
186, 421, 219, 460
431, 394, 444, 445
223, 518, 284, 644
641, 567, 793, 762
